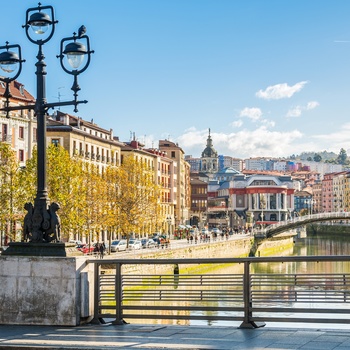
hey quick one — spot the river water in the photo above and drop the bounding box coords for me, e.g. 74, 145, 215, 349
190, 232, 350, 328
123, 232, 350, 328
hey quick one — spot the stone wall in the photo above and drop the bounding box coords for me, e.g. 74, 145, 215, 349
120, 237, 253, 275
0, 256, 94, 326
0, 236, 293, 326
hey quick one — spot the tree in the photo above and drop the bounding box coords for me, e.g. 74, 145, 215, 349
46, 145, 86, 241
307, 157, 313, 161
115, 155, 161, 242
0, 143, 25, 243
313, 154, 322, 162
337, 148, 348, 165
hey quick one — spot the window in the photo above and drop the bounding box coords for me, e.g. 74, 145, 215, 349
33, 127, 37, 142
171, 151, 176, 158
19, 149, 24, 162
51, 139, 60, 147
19, 126, 24, 139
2, 124, 7, 141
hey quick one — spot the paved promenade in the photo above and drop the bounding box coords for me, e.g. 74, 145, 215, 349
0, 323, 350, 350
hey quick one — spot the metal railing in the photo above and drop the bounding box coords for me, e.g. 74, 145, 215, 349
255, 212, 350, 238
88, 256, 350, 328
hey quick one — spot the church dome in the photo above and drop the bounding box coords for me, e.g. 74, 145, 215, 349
201, 129, 218, 158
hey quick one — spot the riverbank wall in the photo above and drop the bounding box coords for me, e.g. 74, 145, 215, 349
116, 234, 295, 275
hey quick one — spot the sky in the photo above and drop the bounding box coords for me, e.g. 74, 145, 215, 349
2, 0, 350, 159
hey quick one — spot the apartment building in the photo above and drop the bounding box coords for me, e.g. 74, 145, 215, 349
47, 111, 123, 172
218, 155, 243, 172
0, 80, 37, 166
159, 139, 191, 226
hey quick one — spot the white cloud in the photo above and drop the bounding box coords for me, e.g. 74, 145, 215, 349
261, 119, 275, 127
256, 81, 308, 100
231, 120, 243, 128
286, 100, 319, 118
176, 122, 349, 160
286, 106, 303, 118
239, 107, 262, 121
176, 127, 304, 158
306, 101, 319, 110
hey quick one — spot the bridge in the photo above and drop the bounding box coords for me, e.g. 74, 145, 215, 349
254, 211, 350, 238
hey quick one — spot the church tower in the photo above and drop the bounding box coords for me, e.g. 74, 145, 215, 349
200, 129, 218, 173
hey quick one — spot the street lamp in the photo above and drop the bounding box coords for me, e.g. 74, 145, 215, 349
0, 3, 93, 246
166, 215, 172, 239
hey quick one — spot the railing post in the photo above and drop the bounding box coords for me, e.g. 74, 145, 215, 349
239, 260, 265, 329
240, 261, 253, 328
90, 261, 101, 324
112, 262, 125, 325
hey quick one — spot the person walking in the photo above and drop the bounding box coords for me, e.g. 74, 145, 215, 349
99, 242, 106, 259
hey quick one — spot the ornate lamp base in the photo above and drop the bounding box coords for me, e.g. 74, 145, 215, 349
2, 242, 82, 257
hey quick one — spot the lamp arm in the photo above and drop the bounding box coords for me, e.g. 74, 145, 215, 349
45, 99, 88, 111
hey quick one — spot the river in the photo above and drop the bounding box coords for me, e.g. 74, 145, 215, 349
122, 232, 350, 328
191, 231, 350, 328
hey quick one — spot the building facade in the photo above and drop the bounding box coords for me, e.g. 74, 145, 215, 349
0, 80, 37, 166
47, 111, 123, 172
159, 139, 191, 227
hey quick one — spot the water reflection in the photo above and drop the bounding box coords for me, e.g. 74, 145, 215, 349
123, 233, 350, 327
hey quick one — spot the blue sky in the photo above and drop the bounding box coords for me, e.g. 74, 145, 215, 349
2, 1, 350, 159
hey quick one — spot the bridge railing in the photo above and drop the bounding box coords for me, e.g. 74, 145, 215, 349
88, 256, 350, 328
254, 212, 350, 237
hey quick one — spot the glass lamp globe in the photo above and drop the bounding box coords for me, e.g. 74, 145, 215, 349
28, 11, 51, 35
0, 51, 19, 74
63, 42, 87, 69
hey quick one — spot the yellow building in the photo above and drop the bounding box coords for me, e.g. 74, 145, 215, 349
0, 80, 37, 165
159, 139, 191, 227
47, 111, 123, 172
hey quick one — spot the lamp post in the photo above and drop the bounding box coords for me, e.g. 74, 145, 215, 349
0, 3, 93, 247
166, 215, 172, 239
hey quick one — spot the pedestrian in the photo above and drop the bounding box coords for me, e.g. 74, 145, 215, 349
94, 242, 100, 257
99, 241, 106, 259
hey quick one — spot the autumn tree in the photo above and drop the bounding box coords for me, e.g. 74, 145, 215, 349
77, 161, 103, 244
46, 145, 87, 241
115, 155, 161, 242
101, 165, 121, 250
0, 143, 25, 243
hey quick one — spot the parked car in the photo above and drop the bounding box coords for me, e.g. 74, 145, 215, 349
79, 244, 96, 254
141, 238, 156, 249
110, 240, 127, 252
211, 228, 221, 235
69, 239, 82, 245
129, 239, 142, 250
